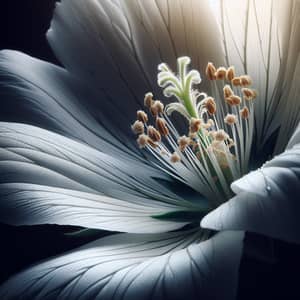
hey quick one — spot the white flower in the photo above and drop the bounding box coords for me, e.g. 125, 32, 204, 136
0, 0, 299, 299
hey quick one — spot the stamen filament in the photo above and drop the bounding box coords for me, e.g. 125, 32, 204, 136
132, 57, 256, 207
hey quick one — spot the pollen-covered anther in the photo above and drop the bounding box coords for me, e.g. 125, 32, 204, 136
147, 125, 161, 142
224, 113, 237, 125
226, 66, 235, 81
206, 62, 217, 80
177, 135, 191, 152
227, 95, 241, 106
204, 97, 217, 115
240, 106, 250, 119
131, 120, 144, 135
242, 88, 256, 100
137, 134, 157, 149
150, 100, 164, 116
144, 92, 154, 108
189, 117, 202, 133
231, 77, 241, 86
137, 110, 148, 123
156, 117, 169, 136
214, 129, 229, 142
223, 85, 234, 99
170, 152, 181, 163
137, 134, 148, 148
215, 67, 227, 80
240, 75, 252, 86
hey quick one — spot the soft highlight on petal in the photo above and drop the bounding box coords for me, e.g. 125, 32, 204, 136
218, 0, 300, 154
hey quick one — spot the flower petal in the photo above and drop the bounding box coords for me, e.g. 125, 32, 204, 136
0, 122, 198, 232
218, 0, 300, 152
286, 122, 300, 150
48, 0, 224, 100
0, 230, 244, 300
201, 142, 300, 243
0, 50, 140, 160
0, 183, 186, 233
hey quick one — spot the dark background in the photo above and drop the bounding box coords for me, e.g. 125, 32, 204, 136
0, 1, 299, 299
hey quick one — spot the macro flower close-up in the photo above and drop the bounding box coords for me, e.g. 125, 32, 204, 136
0, 0, 300, 299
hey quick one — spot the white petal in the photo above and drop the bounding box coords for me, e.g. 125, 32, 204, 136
48, 0, 224, 100
122, 0, 224, 76
219, 0, 300, 152
47, 0, 155, 107
201, 143, 300, 243
0, 122, 200, 232
286, 121, 300, 150
0, 183, 185, 233
0, 230, 244, 300
0, 50, 140, 160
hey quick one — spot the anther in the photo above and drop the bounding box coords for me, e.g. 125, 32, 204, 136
131, 120, 144, 135
231, 77, 241, 86
240, 106, 250, 119
214, 129, 229, 142
226, 95, 242, 105
226, 66, 235, 81
177, 135, 191, 152
215, 67, 227, 80
204, 97, 217, 115
223, 85, 234, 98
150, 100, 164, 116
137, 134, 148, 148
156, 117, 169, 136
170, 152, 181, 163
137, 110, 148, 123
144, 92, 154, 108
190, 117, 202, 133
147, 126, 161, 142
224, 114, 237, 125
242, 88, 256, 100
240, 75, 252, 86
206, 62, 217, 80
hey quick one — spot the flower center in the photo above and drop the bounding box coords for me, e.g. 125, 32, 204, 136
132, 57, 256, 207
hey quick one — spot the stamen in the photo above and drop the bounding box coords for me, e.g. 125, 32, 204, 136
240, 75, 252, 86
190, 118, 202, 133
204, 97, 217, 115
240, 106, 250, 119
132, 57, 256, 206
170, 152, 181, 163
178, 135, 191, 152
214, 129, 228, 142
137, 134, 148, 148
226, 66, 235, 81
156, 117, 169, 136
144, 92, 154, 108
137, 110, 148, 123
206, 62, 217, 80
223, 85, 234, 98
231, 77, 241, 86
131, 120, 144, 134
147, 126, 161, 142
230, 95, 242, 105
242, 88, 256, 100
224, 113, 237, 125
215, 67, 227, 80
